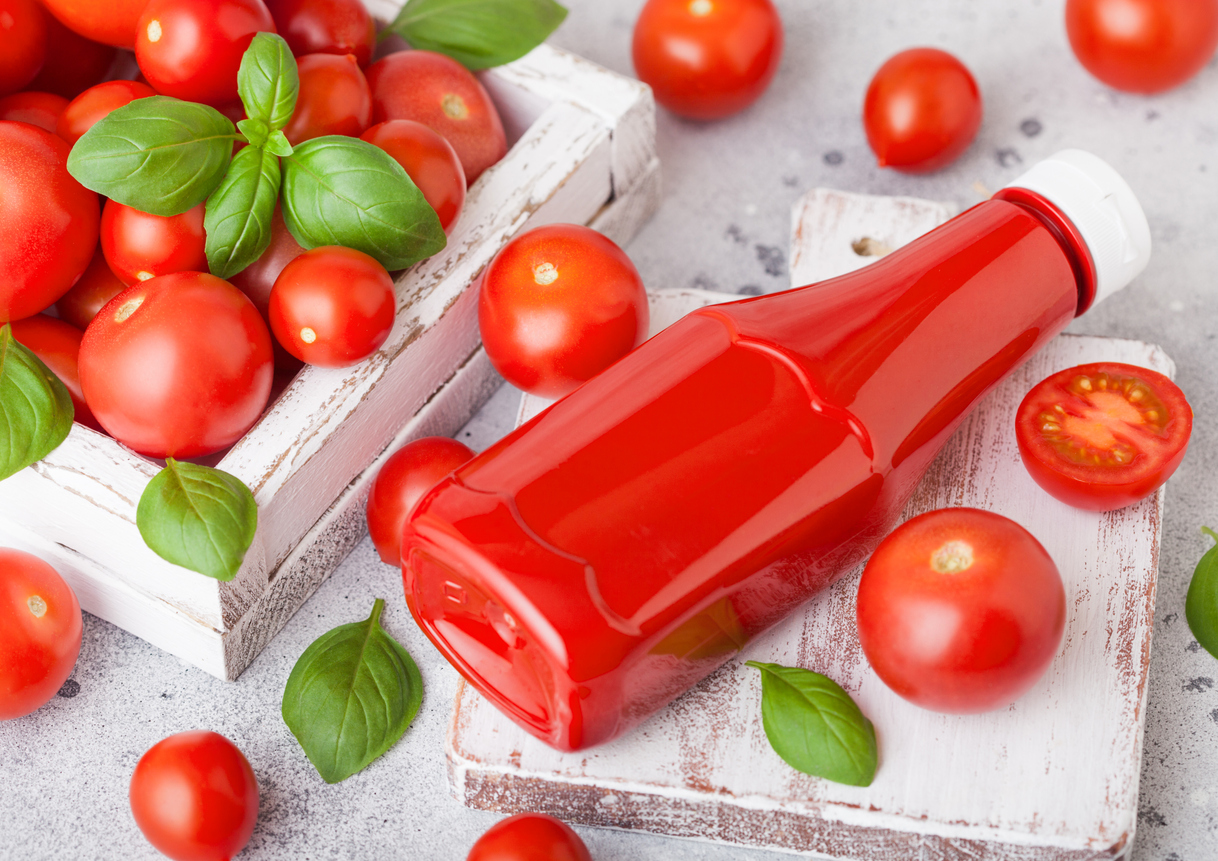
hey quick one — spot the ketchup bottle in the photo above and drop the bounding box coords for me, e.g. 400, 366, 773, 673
402, 151, 1152, 751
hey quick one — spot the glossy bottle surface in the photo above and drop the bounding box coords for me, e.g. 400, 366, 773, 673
403, 198, 1086, 751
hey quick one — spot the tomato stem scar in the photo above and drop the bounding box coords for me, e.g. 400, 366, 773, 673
146, 20, 162, 42
532, 262, 558, 285
441, 93, 468, 120
932, 540, 974, 573
689, 0, 713, 16
27, 595, 47, 618
113, 295, 145, 323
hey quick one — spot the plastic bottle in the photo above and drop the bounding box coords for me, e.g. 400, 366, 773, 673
402, 151, 1152, 751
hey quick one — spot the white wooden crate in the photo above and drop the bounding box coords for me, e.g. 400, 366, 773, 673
447, 190, 1165, 860
0, 26, 660, 680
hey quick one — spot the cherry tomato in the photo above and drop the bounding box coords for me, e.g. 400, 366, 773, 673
0, 0, 47, 97
856, 508, 1066, 714
1015, 362, 1191, 512
282, 52, 371, 145
368, 436, 474, 564
361, 120, 466, 233
466, 813, 593, 861
478, 224, 649, 399
265, 0, 375, 67
28, 14, 118, 99
0, 548, 82, 720
101, 200, 208, 287
367, 50, 507, 184
0, 121, 99, 322
136, 0, 277, 107
79, 272, 274, 458
40, 0, 148, 49
229, 206, 306, 373
129, 730, 259, 861
863, 47, 982, 174
1066, 0, 1218, 93
54, 244, 126, 331
268, 246, 395, 367
9, 314, 101, 431
0, 90, 69, 133
57, 79, 157, 147
631, 0, 784, 120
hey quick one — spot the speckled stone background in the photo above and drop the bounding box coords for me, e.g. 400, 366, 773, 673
2, 1, 1216, 859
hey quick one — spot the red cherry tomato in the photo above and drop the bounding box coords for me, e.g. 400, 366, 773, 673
368, 436, 474, 564
0, 0, 47, 97
129, 730, 259, 861
40, 0, 148, 49
136, 0, 277, 107
229, 206, 306, 373
282, 52, 371, 145
856, 508, 1066, 714
9, 314, 101, 431
268, 246, 395, 367
0, 91, 69, 133
466, 813, 593, 861
54, 244, 126, 331
57, 79, 157, 147
478, 224, 649, 399
863, 47, 982, 174
361, 120, 466, 233
0, 121, 99, 322
1015, 362, 1192, 511
367, 50, 507, 184
101, 199, 208, 287
1066, 0, 1218, 93
0, 548, 82, 720
29, 14, 118, 100
631, 0, 784, 120
79, 272, 274, 458
265, 0, 376, 67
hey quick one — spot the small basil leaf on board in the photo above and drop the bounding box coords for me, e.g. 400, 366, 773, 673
1186, 527, 1218, 659
282, 599, 424, 784
136, 459, 258, 582
281, 135, 446, 270
746, 660, 878, 787
387, 0, 568, 70
66, 96, 236, 216
237, 32, 299, 132
0, 326, 74, 482
205, 144, 282, 280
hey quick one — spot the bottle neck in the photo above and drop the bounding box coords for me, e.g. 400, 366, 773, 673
992, 187, 1098, 317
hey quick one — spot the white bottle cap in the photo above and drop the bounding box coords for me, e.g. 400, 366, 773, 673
1003, 150, 1151, 307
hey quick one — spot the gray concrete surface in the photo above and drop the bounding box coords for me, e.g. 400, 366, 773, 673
2, 1, 1216, 858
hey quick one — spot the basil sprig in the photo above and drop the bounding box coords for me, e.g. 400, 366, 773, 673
282, 599, 424, 783
237, 31, 299, 131
0, 325, 74, 482
747, 661, 878, 787
1186, 527, 1218, 658
386, 0, 568, 70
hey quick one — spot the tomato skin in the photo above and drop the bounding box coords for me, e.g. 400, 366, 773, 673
466, 813, 593, 861
79, 272, 274, 458
40, 0, 147, 49
0, 121, 100, 322
265, 0, 376, 67
0, 90, 69, 133
1066, 0, 1218, 93
856, 508, 1065, 714
28, 14, 118, 99
9, 314, 101, 431
361, 119, 466, 233
863, 47, 982, 174
57, 79, 157, 146
479, 224, 649, 399
0, 548, 82, 721
101, 199, 208, 287
0, 0, 47, 97
631, 0, 784, 120
129, 730, 259, 861
367, 50, 507, 184
1015, 362, 1192, 511
367, 437, 474, 565
54, 244, 126, 331
282, 52, 371, 145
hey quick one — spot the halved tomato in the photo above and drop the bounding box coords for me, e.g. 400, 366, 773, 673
1015, 362, 1191, 511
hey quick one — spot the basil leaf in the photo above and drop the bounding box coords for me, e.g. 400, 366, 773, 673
746, 661, 878, 787
237, 32, 299, 132
265, 130, 293, 158
1186, 527, 1218, 658
0, 326, 74, 482
282, 599, 424, 783
136, 459, 258, 582
386, 0, 568, 70
237, 117, 271, 149
281, 135, 446, 270
205, 144, 282, 280
66, 96, 236, 217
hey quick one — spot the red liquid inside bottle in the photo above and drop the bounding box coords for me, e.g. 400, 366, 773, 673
401, 151, 1151, 751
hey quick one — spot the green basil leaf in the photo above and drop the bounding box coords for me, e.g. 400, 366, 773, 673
205, 144, 282, 280
136, 459, 258, 582
0, 326, 74, 482
746, 660, 878, 787
237, 117, 271, 149
386, 0, 568, 70
265, 130, 293, 158
1186, 527, 1218, 658
282, 599, 423, 783
237, 32, 299, 132
66, 96, 236, 217
281, 135, 446, 270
